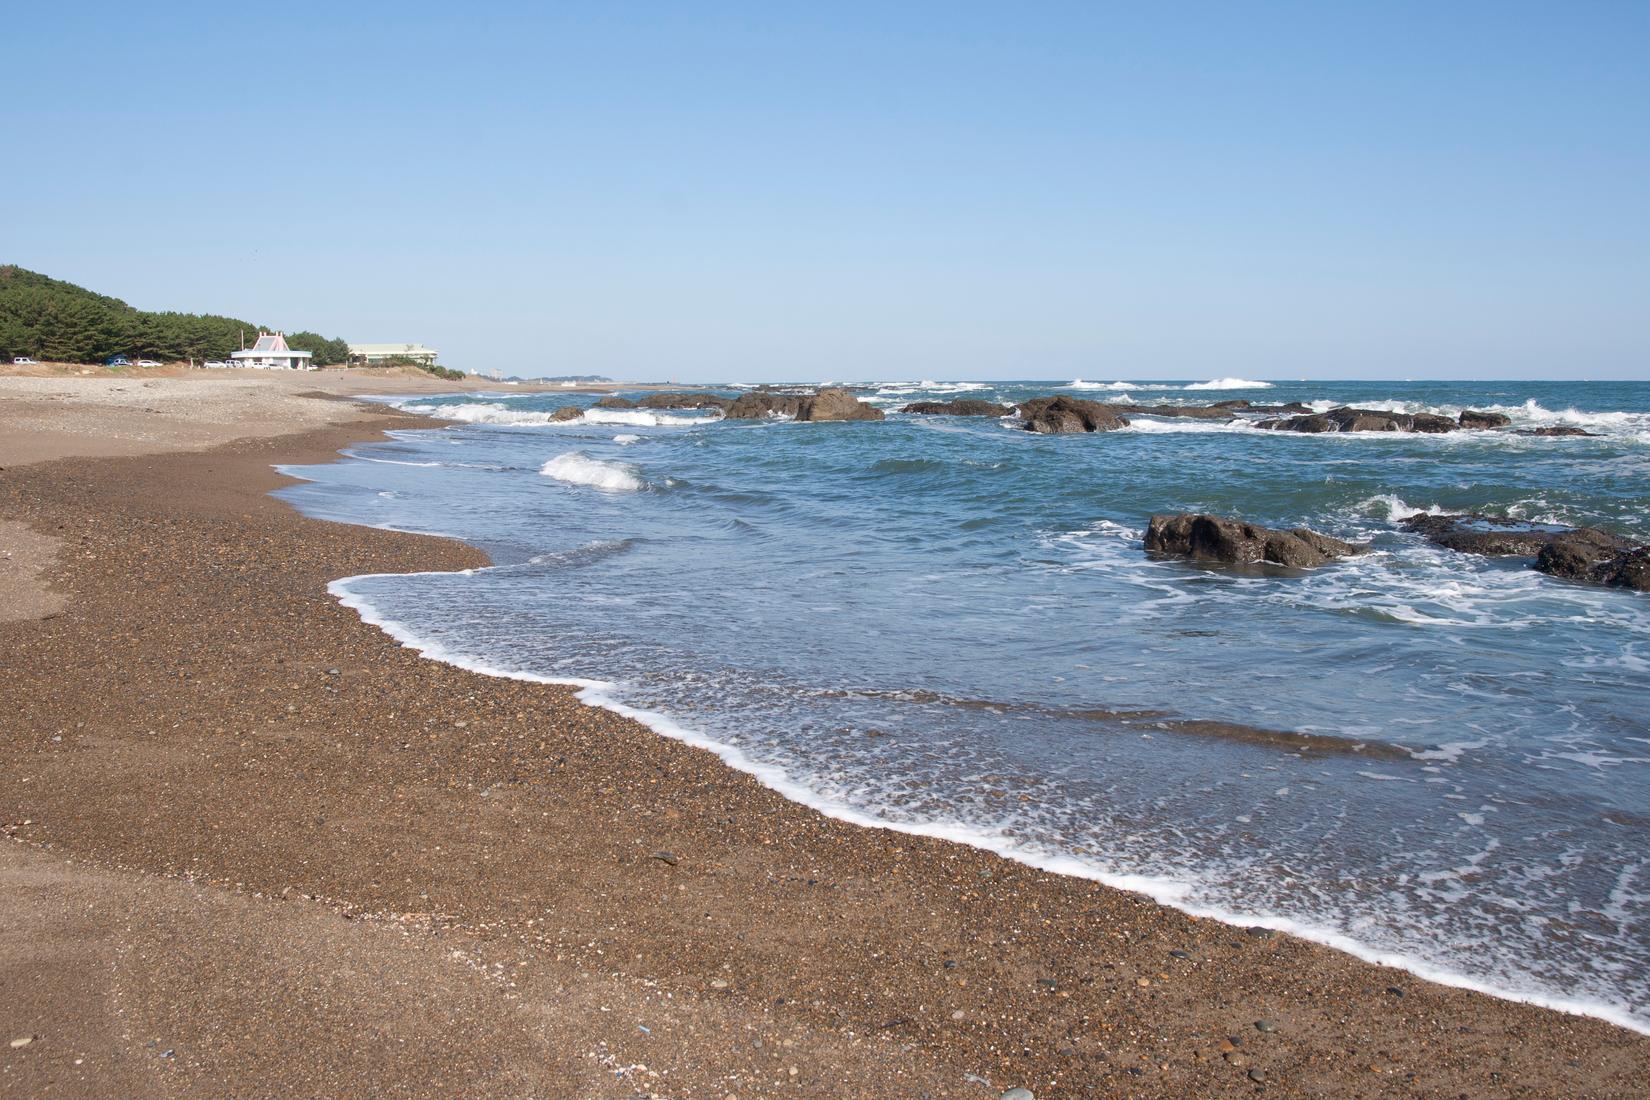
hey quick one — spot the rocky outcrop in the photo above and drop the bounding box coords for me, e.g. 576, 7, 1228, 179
722, 387, 885, 422
901, 399, 1011, 417
1258, 407, 1458, 433
551, 405, 584, 422
637, 392, 733, 412
1514, 426, 1599, 437
1145, 513, 1365, 569
594, 396, 636, 409
1015, 396, 1129, 434
1458, 410, 1513, 429
1125, 404, 1237, 420
1536, 541, 1650, 592
1401, 513, 1631, 558
1212, 400, 1313, 414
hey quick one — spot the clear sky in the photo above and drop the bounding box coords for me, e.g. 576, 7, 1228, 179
5, 2, 1647, 381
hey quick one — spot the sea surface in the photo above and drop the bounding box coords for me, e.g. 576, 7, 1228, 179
278, 378, 1650, 1031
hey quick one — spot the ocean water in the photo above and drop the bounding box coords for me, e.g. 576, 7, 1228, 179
278, 379, 1650, 1031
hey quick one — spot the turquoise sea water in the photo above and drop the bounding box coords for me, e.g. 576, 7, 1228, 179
279, 378, 1650, 1030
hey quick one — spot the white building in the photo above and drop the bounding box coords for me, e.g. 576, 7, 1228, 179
348, 342, 439, 366
229, 332, 315, 371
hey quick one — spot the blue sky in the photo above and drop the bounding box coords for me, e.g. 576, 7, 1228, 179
5, 2, 1647, 381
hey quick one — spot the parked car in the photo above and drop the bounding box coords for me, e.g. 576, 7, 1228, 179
135, 359, 162, 367
202, 359, 230, 369
12, 356, 37, 365
106, 355, 131, 367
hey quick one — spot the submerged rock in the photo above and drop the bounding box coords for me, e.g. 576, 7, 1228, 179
901, 399, 1011, 417
723, 387, 885, 422
1145, 513, 1364, 569
1514, 426, 1599, 437
1536, 541, 1650, 592
1015, 396, 1129, 434
1401, 514, 1630, 558
1258, 406, 1457, 433
1458, 409, 1513, 429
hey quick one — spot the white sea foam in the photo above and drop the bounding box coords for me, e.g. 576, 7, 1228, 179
540, 452, 643, 492
613, 434, 641, 445
1184, 377, 1274, 390
1122, 417, 1261, 434
398, 401, 575, 426
580, 408, 708, 427
1066, 379, 1139, 391
1360, 495, 1446, 521
324, 566, 1650, 1036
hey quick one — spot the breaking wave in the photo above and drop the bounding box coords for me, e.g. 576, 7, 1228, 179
539, 452, 643, 492
1184, 377, 1274, 390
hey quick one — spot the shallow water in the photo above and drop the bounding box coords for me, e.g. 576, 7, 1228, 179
279, 379, 1650, 1030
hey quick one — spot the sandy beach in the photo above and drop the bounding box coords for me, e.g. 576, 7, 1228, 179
3, 372, 1648, 1098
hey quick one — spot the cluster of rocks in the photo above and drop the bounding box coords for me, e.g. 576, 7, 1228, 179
1402, 513, 1648, 591
576, 388, 886, 422
1015, 396, 1130, 434
722, 387, 885, 421
1142, 510, 1647, 592
1145, 513, 1366, 569
1257, 405, 1600, 436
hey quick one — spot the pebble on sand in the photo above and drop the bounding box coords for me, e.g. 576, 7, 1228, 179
10, 1035, 36, 1049
1000, 1089, 1035, 1100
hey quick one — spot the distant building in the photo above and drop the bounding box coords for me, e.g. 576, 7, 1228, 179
348, 342, 439, 366
229, 332, 315, 371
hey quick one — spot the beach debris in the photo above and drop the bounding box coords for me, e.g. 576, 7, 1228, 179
649, 850, 679, 866
9, 1035, 36, 1049
709, 978, 729, 990
1000, 1089, 1036, 1100
1385, 985, 1406, 997
1146, 514, 1365, 569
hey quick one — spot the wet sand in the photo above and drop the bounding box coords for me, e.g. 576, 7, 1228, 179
2, 377, 1648, 1097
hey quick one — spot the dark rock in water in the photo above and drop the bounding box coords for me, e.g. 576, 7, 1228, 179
901, 399, 1011, 417
1458, 409, 1512, 429
803, 387, 886, 422
1402, 514, 1630, 558
1514, 426, 1599, 437
595, 395, 636, 409
551, 405, 584, 421
1258, 406, 1457, 433
1015, 396, 1129, 434
1536, 541, 1650, 592
723, 387, 884, 422
1244, 402, 1314, 414
637, 392, 732, 412
1125, 404, 1237, 420
1145, 513, 1364, 569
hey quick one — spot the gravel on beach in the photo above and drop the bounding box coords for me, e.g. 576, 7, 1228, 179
2, 378, 1648, 1097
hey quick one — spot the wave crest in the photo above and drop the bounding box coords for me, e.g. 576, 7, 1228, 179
539, 452, 643, 492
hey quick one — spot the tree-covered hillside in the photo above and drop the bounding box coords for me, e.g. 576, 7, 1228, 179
0, 266, 349, 365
